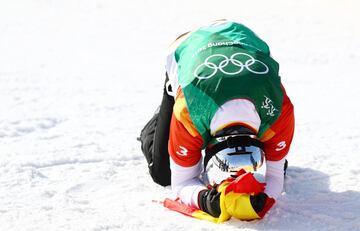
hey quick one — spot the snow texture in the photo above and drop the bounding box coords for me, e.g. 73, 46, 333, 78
1, 0, 360, 230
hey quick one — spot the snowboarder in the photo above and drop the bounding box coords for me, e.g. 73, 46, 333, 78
139, 20, 294, 221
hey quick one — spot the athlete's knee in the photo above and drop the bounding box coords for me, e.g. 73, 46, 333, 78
149, 164, 171, 186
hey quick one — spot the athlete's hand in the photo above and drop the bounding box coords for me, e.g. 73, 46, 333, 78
198, 170, 275, 221
198, 187, 221, 217
198, 187, 269, 219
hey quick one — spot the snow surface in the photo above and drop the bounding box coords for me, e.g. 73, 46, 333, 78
1, 0, 360, 230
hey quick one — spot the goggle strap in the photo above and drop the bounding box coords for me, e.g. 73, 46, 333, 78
204, 136, 264, 168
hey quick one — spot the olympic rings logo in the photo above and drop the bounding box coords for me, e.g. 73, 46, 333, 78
193, 52, 269, 80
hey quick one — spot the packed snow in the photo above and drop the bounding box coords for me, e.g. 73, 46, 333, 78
1, 0, 360, 230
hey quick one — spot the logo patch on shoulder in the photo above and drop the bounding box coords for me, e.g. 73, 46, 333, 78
261, 95, 278, 117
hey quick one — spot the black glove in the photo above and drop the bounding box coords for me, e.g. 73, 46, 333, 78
249, 192, 268, 213
198, 188, 221, 217
199, 187, 268, 218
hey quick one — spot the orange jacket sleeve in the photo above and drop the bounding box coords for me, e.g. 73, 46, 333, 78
168, 90, 204, 167
260, 87, 295, 161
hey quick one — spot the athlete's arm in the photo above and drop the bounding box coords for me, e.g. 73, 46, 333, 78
168, 97, 207, 208
261, 88, 295, 199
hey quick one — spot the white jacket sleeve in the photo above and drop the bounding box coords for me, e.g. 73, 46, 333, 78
264, 157, 286, 199
170, 158, 207, 208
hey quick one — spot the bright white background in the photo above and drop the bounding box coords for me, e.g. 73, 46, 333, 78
1, 0, 360, 230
